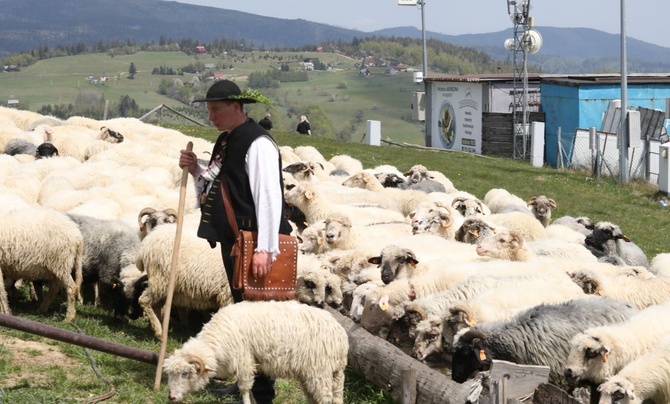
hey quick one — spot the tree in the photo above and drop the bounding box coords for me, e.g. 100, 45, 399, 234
128, 62, 137, 79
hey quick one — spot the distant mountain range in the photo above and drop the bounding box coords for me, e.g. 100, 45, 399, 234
2, 0, 670, 73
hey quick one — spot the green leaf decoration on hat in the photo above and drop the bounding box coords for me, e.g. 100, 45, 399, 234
231, 88, 272, 104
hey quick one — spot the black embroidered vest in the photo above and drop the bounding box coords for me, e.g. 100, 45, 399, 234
197, 119, 292, 245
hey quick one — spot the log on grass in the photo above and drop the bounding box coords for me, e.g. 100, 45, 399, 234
325, 307, 474, 404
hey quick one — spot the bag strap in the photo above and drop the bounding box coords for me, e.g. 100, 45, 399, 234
220, 178, 240, 238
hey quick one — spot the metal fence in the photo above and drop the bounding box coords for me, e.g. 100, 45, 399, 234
557, 128, 662, 183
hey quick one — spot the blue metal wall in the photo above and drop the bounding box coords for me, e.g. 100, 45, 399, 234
541, 82, 670, 167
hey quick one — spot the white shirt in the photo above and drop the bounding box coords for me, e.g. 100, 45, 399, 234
193, 136, 283, 258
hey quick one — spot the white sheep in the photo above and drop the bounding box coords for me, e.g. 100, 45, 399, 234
486, 211, 548, 241
164, 300, 348, 404
402, 164, 456, 192
0, 205, 83, 322
135, 223, 233, 339
650, 253, 670, 277
323, 212, 413, 251
328, 154, 364, 176
569, 268, 670, 309
283, 181, 405, 225
297, 220, 329, 255
564, 301, 670, 386
341, 170, 432, 216
596, 333, 670, 404
408, 200, 463, 240
483, 187, 529, 214
475, 229, 597, 263
296, 268, 344, 309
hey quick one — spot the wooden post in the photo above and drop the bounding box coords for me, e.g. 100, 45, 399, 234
153, 141, 193, 390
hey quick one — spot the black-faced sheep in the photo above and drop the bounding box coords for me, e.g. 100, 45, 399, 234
164, 301, 348, 404
585, 221, 649, 269
137, 207, 177, 240
454, 217, 497, 244
451, 297, 638, 388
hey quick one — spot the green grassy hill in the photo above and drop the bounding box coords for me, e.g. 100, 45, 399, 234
0, 50, 426, 144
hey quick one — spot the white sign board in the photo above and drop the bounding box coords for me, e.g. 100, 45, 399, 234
430, 82, 483, 154
398, 0, 418, 5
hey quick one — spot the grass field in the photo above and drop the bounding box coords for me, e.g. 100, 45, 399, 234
0, 50, 426, 144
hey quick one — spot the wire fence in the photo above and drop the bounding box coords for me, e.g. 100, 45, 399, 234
556, 128, 661, 184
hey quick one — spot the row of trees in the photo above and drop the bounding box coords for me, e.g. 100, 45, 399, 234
37, 92, 144, 120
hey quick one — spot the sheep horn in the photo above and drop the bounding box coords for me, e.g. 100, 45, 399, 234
404, 304, 427, 322
164, 208, 178, 220
186, 355, 208, 377
138, 207, 156, 227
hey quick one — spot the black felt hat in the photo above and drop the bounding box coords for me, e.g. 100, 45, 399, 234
193, 80, 258, 103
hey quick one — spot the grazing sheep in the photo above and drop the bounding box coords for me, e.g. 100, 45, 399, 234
563, 301, 670, 386
596, 334, 670, 404
164, 300, 348, 404
135, 223, 233, 339
0, 206, 83, 323
451, 297, 638, 387
475, 229, 597, 263
585, 221, 649, 269
527, 195, 557, 227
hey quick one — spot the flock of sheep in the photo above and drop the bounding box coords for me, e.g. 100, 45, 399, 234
1, 105, 670, 403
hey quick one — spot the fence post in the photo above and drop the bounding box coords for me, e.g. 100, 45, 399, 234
557, 127, 563, 168
595, 129, 601, 180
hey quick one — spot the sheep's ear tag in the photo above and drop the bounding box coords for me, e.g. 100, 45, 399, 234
602, 351, 609, 363
465, 316, 476, 327
596, 288, 603, 296
379, 295, 390, 311
478, 349, 487, 362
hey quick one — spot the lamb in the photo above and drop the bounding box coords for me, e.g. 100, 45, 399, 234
475, 229, 597, 263
0, 206, 83, 323
164, 300, 348, 404
65, 213, 141, 315
563, 301, 670, 386
451, 297, 639, 387
135, 223, 233, 339
596, 334, 670, 404
526, 195, 557, 227
283, 181, 406, 225
585, 221, 649, 269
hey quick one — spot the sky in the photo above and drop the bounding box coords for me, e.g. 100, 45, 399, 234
175, 0, 670, 49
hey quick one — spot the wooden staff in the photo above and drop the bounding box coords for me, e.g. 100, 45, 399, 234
154, 141, 193, 390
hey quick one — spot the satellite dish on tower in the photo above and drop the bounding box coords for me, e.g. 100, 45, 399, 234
521, 28, 543, 54
504, 38, 516, 51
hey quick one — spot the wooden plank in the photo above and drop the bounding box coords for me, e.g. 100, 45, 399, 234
488, 359, 549, 401
324, 307, 473, 404
401, 369, 417, 404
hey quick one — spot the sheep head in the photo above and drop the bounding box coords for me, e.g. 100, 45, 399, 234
164, 353, 215, 403
475, 230, 525, 261
564, 332, 612, 385
597, 378, 636, 403
368, 245, 419, 284
411, 316, 444, 361
451, 329, 492, 383
138, 207, 178, 239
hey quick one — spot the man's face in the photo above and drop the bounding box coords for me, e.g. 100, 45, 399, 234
206, 101, 237, 132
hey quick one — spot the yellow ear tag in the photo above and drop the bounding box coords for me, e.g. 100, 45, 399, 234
479, 349, 487, 361
465, 317, 477, 327
379, 295, 390, 311
602, 352, 609, 363
597, 289, 603, 296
